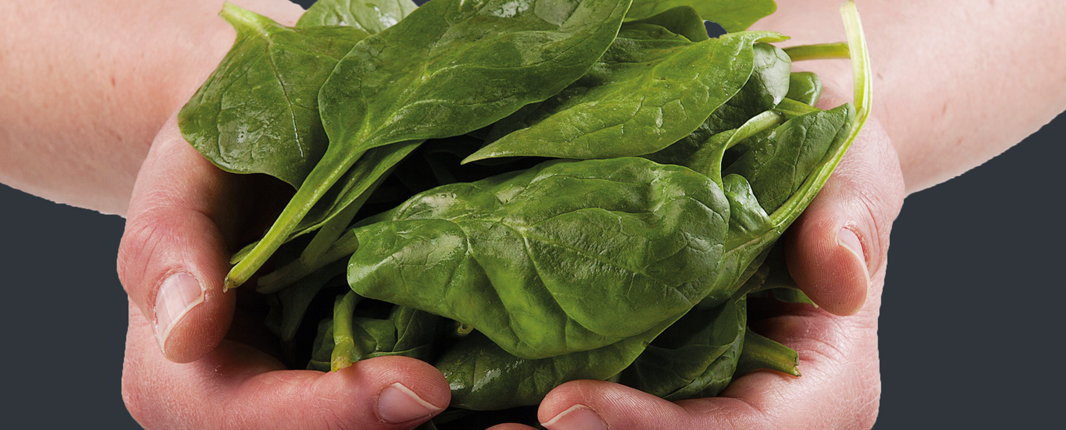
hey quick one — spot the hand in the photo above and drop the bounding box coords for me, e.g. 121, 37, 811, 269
487, 113, 904, 430
117, 116, 452, 429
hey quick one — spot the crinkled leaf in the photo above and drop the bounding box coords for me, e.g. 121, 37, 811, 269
347, 157, 731, 359
178, 4, 368, 188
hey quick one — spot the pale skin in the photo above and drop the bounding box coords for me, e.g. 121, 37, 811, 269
2, 1, 1064, 429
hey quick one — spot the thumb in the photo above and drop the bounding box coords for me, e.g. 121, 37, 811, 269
785, 116, 905, 315
117, 115, 238, 363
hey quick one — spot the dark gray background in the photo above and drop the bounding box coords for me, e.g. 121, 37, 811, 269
2, 0, 1062, 428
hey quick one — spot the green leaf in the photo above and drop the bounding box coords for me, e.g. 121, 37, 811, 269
346, 157, 731, 359
227, 0, 633, 288
464, 31, 785, 162
436, 321, 666, 410
620, 297, 746, 400
723, 104, 852, 214
645, 41, 791, 166
263, 259, 347, 341
786, 72, 822, 106
623, 6, 710, 42
625, 0, 777, 33
178, 4, 368, 188
296, 0, 419, 31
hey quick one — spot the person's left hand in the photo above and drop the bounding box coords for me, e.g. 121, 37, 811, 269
488, 114, 904, 430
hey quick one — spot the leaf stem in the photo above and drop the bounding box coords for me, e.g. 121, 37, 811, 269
225, 148, 365, 290
330, 292, 360, 371
782, 42, 850, 61
735, 330, 801, 377
767, 0, 870, 229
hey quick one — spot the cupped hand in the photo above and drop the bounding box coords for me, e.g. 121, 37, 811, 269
489, 115, 904, 430
121, 290, 450, 429
117, 116, 451, 429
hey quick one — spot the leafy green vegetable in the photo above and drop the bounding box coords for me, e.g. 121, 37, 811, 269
437, 323, 665, 410
620, 297, 746, 400
176, 0, 876, 419
724, 105, 852, 213
226, 0, 633, 289
178, 3, 368, 188
297, 0, 418, 31
346, 157, 730, 359
464, 30, 786, 162
626, 0, 777, 33
786, 71, 823, 106
624, 5, 709, 43
644, 41, 791, 167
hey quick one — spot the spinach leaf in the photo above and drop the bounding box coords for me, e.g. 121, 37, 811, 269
297, 0, 418, 31
178, 4, 368, 188
724, 104, 852, 213
620, 297, 746, 400
227, 0, 633, 288
328, 292, 444, 370
644, 41, 791, 166
626, 0, 777, 33
346, 157, 730, 359
436, 319, 668, 410
786, 71, 822, 106
623, 5, 709, 42
263, 259, 347, 341
464, 30, 785, 163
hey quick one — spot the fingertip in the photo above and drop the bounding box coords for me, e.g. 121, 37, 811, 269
155, 274, 234, 363
785, 218, 869, 316
118, 115, 239, 363
309, 356, 450, 427
539, 380, 680, 430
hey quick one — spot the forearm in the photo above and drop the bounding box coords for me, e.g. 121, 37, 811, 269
0, 0, 302, 215
752, 0, 1066, 193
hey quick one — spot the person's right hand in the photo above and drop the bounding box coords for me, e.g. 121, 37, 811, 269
116, 99, 451, 430
117, 116, 452, 429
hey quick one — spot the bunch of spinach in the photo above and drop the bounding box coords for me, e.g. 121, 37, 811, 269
178, 0, 870, 426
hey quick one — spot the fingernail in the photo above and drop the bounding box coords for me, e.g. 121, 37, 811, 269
838, 227, 866, 268
377, 382, 441, 424
541, 405, 608, 430
154, 273, 204, 349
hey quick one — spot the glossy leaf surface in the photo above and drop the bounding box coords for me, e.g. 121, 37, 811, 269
178, 4, 368, 188
786, 71, 822, 106
724, 104, 851, 213
346, 157, 730, 359
645, 41, 791, 166
465, 30, 785, 162
228, 0, 632, 287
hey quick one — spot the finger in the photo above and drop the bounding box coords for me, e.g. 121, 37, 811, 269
117, 116, 240, 363
784, 116, 904, 315
537, 281, 883, 430
122, 301, 451, 429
